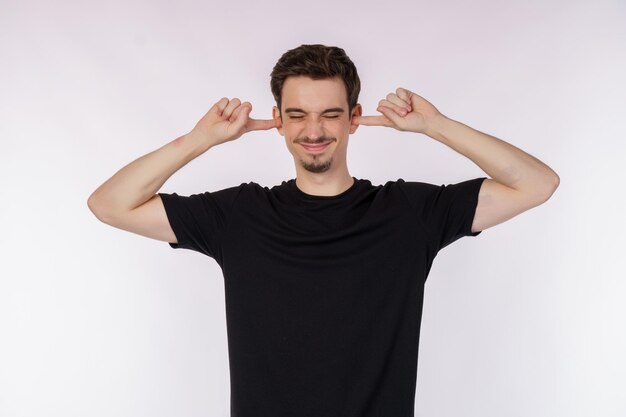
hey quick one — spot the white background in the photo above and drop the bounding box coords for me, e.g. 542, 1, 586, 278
1, 0, 625, 416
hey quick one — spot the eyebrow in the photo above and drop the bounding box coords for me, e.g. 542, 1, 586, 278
284, 107, 345, 114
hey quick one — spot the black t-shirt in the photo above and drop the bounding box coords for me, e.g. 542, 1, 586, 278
159, 176, 486, 417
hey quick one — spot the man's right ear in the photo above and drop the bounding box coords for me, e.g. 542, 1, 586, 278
272, 106, 284, 136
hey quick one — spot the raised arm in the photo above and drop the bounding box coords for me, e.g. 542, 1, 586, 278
354, 87, 560, 233
87, 97, 277, 242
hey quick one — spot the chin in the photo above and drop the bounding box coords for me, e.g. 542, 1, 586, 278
305, 154, 333, 170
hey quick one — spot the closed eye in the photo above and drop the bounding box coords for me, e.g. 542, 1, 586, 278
289, 115, 339, 119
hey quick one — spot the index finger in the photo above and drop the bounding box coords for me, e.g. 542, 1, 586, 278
247, 118, 279, 131
353, 115, 392, 127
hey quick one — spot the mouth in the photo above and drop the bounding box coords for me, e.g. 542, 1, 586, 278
300, 141, 332, 153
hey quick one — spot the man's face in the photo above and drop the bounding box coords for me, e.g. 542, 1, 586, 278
272, 76, 361, 174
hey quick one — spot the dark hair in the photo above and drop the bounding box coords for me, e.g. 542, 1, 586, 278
270, 44, 361, 117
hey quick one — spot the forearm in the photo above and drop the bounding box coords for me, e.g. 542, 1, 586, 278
426, 115, 560, 195
88, 130, 213, 217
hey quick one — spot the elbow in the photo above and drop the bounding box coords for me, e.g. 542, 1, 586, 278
536, 172, 560, 204
547, 171, 560, 197
552, 172, 560, 191
87, 192, 104, 221
87, 192, 98, 215
87, 192, 114, 224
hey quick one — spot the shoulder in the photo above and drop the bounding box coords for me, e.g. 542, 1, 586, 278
392, 178, 437, 190
383, 178, 440, 200
223, 180, 292, 202
394, 177, 485, 195
388, 177, 486, 210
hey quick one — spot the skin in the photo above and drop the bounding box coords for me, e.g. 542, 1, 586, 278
271, 75, 362, 196
88, 75, 559, 243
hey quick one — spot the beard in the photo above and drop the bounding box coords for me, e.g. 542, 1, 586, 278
300, 155, 332, 173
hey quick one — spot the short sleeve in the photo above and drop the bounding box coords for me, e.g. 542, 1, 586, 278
398, 177, 487, 252
158, 184, 244, 260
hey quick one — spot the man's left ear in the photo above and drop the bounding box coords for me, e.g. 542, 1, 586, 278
349, 104, 362, 134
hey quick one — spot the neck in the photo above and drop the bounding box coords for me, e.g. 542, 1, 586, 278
294, 167, 354, 197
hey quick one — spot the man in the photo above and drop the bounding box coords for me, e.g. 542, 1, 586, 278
88, 44, 559, 416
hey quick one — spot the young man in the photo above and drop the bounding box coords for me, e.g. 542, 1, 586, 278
88, 44, 559, 416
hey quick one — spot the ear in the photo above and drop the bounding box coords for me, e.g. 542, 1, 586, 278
349, 103, 362, 134
272, 106, 284, 136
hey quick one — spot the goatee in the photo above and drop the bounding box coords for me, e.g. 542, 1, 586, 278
300, 157, 332, 173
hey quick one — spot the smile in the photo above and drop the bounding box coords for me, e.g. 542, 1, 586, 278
300, 142, 332, 153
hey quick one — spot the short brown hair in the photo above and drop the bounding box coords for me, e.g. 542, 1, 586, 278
270, 44, 361, 117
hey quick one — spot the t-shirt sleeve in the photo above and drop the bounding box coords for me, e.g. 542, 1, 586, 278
399, 177, 487, 252
158, 184, 244, 260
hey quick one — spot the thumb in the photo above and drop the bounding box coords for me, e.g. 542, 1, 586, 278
231, 104, 251, 133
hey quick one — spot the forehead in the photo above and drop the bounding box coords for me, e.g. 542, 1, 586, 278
281, 75, 348, 111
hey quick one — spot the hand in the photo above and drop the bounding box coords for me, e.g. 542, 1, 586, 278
192, 97, 278, 146
354, 88, 443, 134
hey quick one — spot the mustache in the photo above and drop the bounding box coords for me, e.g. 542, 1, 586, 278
295, 137, 336, 144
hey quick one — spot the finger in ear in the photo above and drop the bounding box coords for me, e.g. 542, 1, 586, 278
377, 106, 403, 126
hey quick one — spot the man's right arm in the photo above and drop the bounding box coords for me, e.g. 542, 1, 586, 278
87, 97, 277, 243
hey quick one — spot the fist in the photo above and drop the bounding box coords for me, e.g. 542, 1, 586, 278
354, 88, 443, 134
192, 97, 277, 146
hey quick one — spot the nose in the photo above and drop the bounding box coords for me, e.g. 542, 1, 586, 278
303, 116, 325, 140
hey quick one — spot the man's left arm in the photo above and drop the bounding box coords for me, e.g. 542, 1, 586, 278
354, 87, 560, 233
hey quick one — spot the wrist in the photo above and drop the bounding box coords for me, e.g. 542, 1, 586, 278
424, 114, 451, 143
186, 129, 218, 151
166, 130, 216, 164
